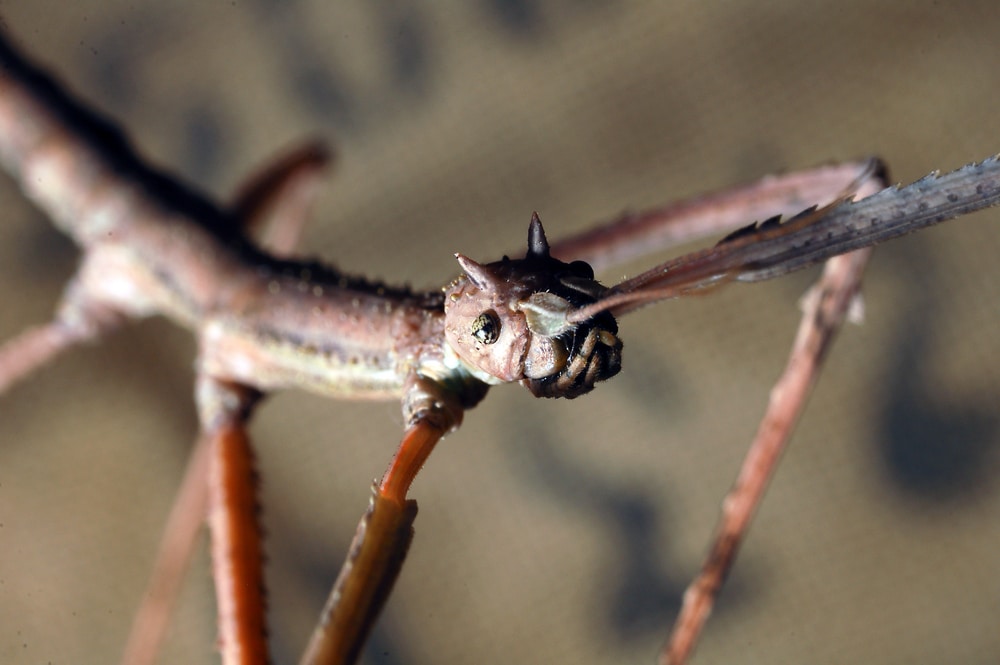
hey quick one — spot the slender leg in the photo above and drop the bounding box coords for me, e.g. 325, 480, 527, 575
659, 249, 872, 665
300, 373, 473, 665
229, 141, 333, 257
118, 431, 211, 665
0, 322, 88, 394
0, 276, 125, 394
299, 418, 448, 665
196, 377, 268, 665
548, 159, 884, 272
657, 166, 887, 665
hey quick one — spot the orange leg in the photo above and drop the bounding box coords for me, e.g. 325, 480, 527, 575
194, 378, 268, 665
208, 418, 268, 665
299, 418, 447, 665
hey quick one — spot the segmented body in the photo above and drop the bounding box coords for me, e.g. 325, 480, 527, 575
0, 33, 478, 409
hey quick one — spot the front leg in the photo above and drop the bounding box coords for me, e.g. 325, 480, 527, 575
300, 375, 474, 665
547, 159, 884, 272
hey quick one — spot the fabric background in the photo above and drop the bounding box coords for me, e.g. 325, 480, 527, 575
1, 2, 998, 664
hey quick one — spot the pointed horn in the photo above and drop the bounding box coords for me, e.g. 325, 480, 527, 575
455, 253, 493, 289
527, 212, 551, 259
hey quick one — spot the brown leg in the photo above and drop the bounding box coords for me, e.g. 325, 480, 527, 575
659, 248, 872, 665
229, 141, 333, 257
299, 417, 449, 665
119, 431, 212, 665
121, 379, 268, 665
196, 377, 268, 665
548, 159, 884, 272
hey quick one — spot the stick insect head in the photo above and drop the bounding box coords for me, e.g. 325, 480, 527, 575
444, 214, 622, 398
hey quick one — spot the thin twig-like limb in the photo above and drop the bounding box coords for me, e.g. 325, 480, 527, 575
299, 418, 447, 665
208, 421, 268, 665
659, 248, 872, 665
0, 322, 88, 395
547, 159, 884, 272
0, 279, 126, 394
378, 416, 451, 505
119, 433, 211, 665
197, 378, 267, 665
298, 493, 418, 665
230, 141, 333, 257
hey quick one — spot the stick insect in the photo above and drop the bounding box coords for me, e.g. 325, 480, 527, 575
1, 9, 1000, 664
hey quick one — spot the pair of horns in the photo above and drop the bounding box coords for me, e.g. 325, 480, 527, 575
454, 212, 551, 288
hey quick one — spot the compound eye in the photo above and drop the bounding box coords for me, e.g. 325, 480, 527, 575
568, 260, 595, 279
471, 310, 501, 344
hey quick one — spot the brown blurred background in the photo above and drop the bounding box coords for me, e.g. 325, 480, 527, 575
1, 2, 999, 664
